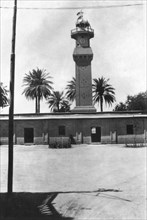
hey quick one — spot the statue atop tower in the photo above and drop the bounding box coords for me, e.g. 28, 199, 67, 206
76, 10, 91, 30
71, 12, 96, 113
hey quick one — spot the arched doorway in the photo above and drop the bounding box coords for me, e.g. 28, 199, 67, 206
91, 127, 101, 142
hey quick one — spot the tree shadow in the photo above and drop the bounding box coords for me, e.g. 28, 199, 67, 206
0, 188, 127, 219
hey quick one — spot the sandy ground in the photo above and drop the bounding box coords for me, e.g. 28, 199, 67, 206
0, 144, 146, 219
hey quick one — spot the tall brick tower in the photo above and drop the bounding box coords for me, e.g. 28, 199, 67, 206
71, 11, 96, 113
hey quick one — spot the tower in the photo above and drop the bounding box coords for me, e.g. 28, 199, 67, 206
71, 11, 96, 113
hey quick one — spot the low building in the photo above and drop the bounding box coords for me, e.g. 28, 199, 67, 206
0, 111, 147, 145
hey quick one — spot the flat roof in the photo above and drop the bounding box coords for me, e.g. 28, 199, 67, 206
0, 112, 147, 120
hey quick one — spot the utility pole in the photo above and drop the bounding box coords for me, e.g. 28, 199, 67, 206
8, 0, 17, 194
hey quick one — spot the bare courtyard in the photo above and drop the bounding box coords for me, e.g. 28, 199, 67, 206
1, 144, 146, 219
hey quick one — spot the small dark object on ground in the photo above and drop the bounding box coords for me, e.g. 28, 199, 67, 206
69, 135, 76, 144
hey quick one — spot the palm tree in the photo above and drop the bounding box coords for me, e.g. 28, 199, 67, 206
65, 77, 76, 102
0, 82, 9, 108
22, 68, 53, 113
92, 77, 115, 112
47, 91, 70, 112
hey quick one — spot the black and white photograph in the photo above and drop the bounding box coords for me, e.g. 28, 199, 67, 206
0, 0, 146, 219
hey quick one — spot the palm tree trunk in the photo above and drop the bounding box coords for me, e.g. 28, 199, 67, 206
35, 96, 38, 113
100, 97, 103, 112
38, 96, 40, 113
37, 88, 40, 114
57, 104, 59, 112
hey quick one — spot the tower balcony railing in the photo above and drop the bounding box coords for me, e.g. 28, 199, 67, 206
71, 27, 94, 35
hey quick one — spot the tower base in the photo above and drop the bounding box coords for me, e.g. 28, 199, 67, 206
71, 106, 96, 113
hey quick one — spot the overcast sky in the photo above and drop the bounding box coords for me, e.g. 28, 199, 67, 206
0, 0, 146, 113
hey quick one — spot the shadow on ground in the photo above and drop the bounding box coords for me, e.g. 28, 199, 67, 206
0, 192, 73, 220
0, 189, 122, 220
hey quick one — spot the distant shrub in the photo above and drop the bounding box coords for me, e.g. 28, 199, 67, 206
49, 135, 76, 149
49, 139, 71, 149
125, 143, 147, 148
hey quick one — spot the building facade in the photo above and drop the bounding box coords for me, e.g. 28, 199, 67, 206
0, 112, 147, 145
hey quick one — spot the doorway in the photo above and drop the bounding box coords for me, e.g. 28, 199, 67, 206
24, 128, 34, 143
91, 127, 101, 142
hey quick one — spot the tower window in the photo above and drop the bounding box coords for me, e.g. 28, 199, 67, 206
126, 125, 134, 135
59, 126, 66, 136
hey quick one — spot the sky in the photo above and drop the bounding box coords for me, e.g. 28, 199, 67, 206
0, 0, 146, 113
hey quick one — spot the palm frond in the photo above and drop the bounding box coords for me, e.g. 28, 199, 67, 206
92, 77, 115, 111
22, 68, 53, 100
65, 77, 76, 102
0, 83, 9, 108
47, 91, 70, 112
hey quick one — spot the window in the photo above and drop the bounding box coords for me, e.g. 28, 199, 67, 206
126, 125, 134, 135
59, 126, 65, 136
91, 127, 96, 134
